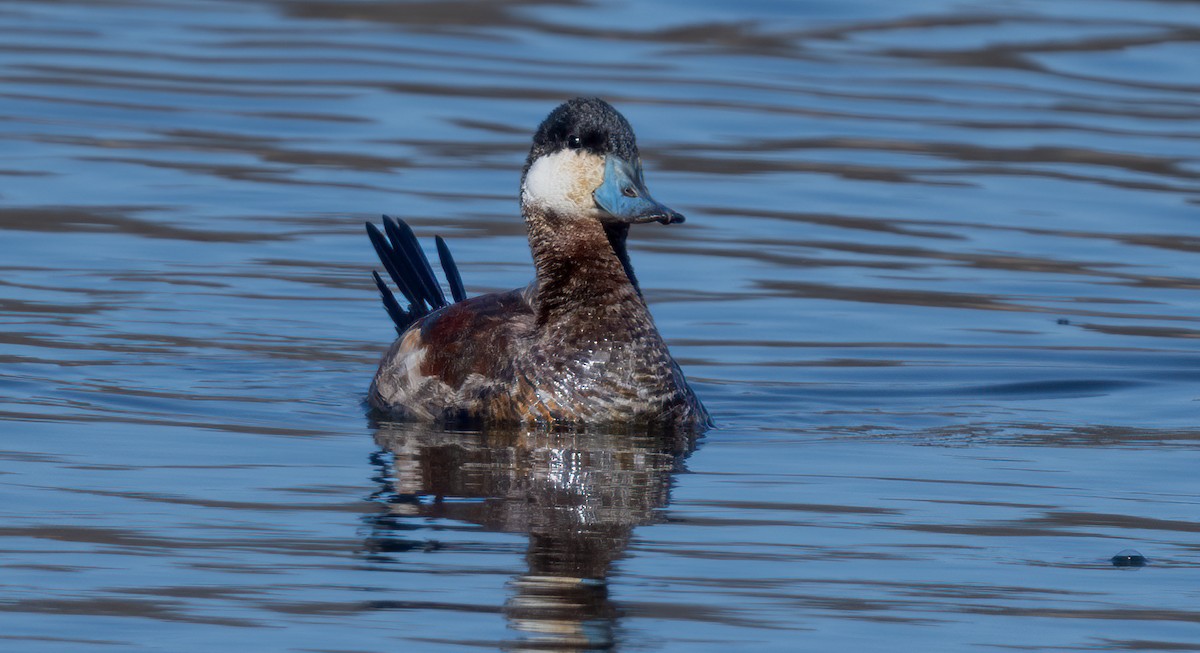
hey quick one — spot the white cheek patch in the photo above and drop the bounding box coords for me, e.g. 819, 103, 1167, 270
522, 149, 604, 216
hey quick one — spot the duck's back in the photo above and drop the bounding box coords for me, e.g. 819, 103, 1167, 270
369, 285, 709, 428
369, 288, 535, 422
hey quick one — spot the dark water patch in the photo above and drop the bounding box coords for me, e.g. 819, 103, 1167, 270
0, 90, 189, 113
0, 525, 355, 555
892, 523, 1100, 538
755, 280, 1031, 312
237, 110, 371, 124
0, 409, 333, 436
0, 597, 262, 627
755, 279, 1199, 322
683, 357, 904, 368
0, 298, 108, 316
696, 137, 1200, 182
956, 378, 1143, 398
719, 237, 1132, 278
0, 524, 194, 550
685, 499, 900, 515
0, 168, 51, 176
38, 129, 411, 173
1005, 425, 1200, 448
653, 151, 946, 184
0, 450, 63, 463
0, 206, 280, 242
1079, 323, 1200, 339
56, 487, 374, 514
1100, 641, 1200, 651
110, 586, 267, 600
0, 329, 373, 363
0, 634, 129, 646
278, 0, 553, 30
640, 544, 915, 564
700, 206, 965, 240
280, 0, 806, 60
0, 70, 350, 100
964, 606, 1200, 623
78, 156, 392, 191
265, 598, 503, 616
1039, 512, 1200, 534
644, 242, 923, 271
210, 35, 669, 73
620, 600, 792, 630
1118, 234, 1200, 254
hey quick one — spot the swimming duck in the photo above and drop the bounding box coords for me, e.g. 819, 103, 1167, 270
366, 97, 710, 430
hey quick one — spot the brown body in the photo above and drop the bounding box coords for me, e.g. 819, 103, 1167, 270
370, 215, 710, 429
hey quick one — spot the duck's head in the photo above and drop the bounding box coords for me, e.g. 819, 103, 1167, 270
520, 97, 684, 227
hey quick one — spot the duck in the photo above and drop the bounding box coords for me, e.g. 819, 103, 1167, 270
365, 97, 711, 431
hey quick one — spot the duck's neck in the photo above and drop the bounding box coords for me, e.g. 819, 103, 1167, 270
525, 208, 647, 327
604, 222, 642, 296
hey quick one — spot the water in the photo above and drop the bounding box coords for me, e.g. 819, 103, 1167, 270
1, 0, 1199, 650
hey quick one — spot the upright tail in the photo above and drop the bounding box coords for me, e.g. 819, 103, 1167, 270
366, 215, 467, 334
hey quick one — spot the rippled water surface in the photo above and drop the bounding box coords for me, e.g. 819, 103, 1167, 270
2, 0, 1199, 650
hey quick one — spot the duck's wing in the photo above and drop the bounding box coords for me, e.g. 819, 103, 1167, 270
366, 215, 466, 334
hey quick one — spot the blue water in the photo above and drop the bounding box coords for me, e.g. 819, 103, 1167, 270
1, 0, 1199, 650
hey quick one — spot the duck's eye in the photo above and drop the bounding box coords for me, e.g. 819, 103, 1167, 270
567, 135, 582, 150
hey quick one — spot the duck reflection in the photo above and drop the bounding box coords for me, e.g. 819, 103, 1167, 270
366, 422, 698, 651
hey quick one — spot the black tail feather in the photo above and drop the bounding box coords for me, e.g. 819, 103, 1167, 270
366, 222, 423, 313
383, 216, 446, 309
371, 270, 410, 333
366, 215, 466, 334
436, 235, 467, 303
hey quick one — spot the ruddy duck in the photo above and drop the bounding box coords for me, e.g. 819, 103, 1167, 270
366, 97, 710, 430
